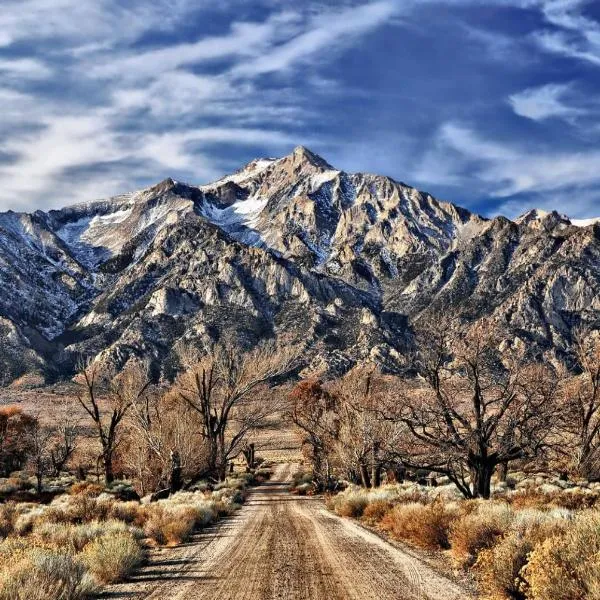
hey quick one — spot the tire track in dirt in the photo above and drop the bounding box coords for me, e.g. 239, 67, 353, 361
102, 463, 473, 600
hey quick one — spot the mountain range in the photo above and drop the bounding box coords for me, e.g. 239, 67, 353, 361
1, 146, 599, 384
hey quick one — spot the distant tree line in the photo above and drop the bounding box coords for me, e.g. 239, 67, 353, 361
1, 320, 599, 501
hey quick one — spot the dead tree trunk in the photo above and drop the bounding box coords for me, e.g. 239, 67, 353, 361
169, 450, 182, 494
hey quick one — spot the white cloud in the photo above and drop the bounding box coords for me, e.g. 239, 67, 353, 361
0, 58, 52, 79
533, 0, 600, 66
508, 82, 586, 120
90, 13, 300, 81
0, 110, 304, 211
0, 0, 207, 49
418, 122, 600, 200
232, 1, 399, 76
0, 1, 402, 210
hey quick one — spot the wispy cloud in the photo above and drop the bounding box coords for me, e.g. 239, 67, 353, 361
232, 1, 398, 76
533, 0, 600, 66
418, 122, 600, 206
508, 82, 586, 121
0, 58, 52, 79
0, 1, 396, 211
0, 0, 599, 219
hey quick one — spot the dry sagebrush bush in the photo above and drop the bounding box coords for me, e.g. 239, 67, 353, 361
362, 500, 394, 523
507, 489, 599, 511
380, 500, 457, 550
449, 502, 513, 567
0, 505, 17, 539
522, 511, 600, 600
43, 495, 106, 525
475, 512, 572, 600
33, 520, 142, 553
108, 501, 143, 525
69, 482, 104, 497
0, 549, 96, 600
332, 490, 369, 518
81, 532, 143, 583
143, 505, 196, 546
475, 532, 533, 600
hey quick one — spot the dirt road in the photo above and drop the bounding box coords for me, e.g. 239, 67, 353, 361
102, 464, 472, 600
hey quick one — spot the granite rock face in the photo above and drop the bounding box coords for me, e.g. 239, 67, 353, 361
0, 147, 598, 382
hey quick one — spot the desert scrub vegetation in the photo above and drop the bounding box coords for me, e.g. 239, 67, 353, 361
328, 481, 600, 599
380, 500, 458, 550
0, 471, 255, 599
290, 469, 314, 495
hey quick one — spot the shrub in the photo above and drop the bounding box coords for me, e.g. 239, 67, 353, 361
69, 482, 104, 497
108, 501, 142, 525
143, 506, 196, 546
33, 520, 141, 553
44, 494, 103, 524
475, 532, 533, 600
449, 503, 513, 567
507, 489, 599, 511
333, 490, 369, 518
69, 495, 104, 523
522, 511, 600, 600
0, 549, 96, 600
380, 500, 457, 550
82, 532, 143, 583
0, 504, 17, 538
13, 508, 44, 537
362, 500, 393, 523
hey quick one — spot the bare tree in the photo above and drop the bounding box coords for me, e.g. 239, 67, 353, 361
123, 389, 207, 496
77, 360, 151, 484
562, 332, 600, 478
331, 368, 403, 488
177, 342, 296, 481
49, 399, 80, 477
289, 379, 339, 490
0, 406, 36, 477
390, 320, 561, 498
27, 417, 53, 494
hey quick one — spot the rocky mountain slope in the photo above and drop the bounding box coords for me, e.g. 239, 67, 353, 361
0, 147, 598, 382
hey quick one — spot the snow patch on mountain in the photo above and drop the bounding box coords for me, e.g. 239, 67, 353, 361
211, 158, 277, 186
310, 170, 341, 191
572, 217, 600, 227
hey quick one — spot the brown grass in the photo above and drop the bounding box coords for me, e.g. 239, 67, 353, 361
362, 500, 393, 523
0, 548, 97, 600
69, 482, 104, 498
0, 504, 17, 539
475, 532, 533, 600
507, 490, 599, 511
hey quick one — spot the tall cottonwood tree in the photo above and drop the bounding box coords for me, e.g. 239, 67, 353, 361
124, 390, 207, 495
177, 342, 296, 481
562, 332, 600, 478
77, 360, 151, 484
289, 379, 339, 490
331, 368, 402, 488
391, 320, 561, 498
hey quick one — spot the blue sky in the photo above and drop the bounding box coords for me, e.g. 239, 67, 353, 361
0, 0, 599, 218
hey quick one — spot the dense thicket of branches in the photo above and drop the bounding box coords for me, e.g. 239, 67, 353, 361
389, 321, 562, 498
